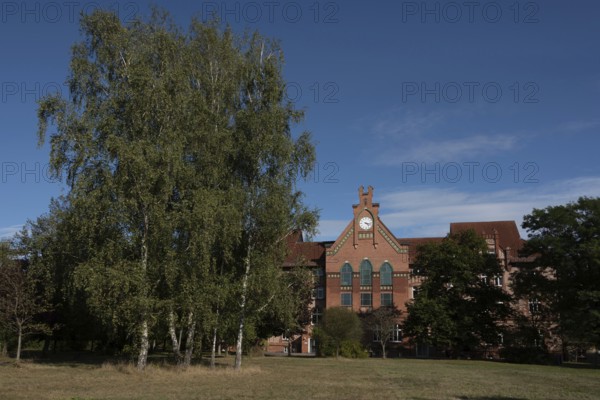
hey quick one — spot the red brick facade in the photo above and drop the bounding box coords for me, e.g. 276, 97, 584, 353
324, 186, 411, 314
266, 186, 532, 355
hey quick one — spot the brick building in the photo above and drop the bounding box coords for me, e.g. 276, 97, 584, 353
266, 185, 531, 355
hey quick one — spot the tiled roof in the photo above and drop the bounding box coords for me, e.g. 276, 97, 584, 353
397, 237, 444, 263
283, 231, 326, 267
449, 221, 524, 255
283, 221, 526, 267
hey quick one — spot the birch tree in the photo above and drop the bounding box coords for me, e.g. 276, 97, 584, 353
229, 33, 317, 369
36, 9, 317, 370
37, 10, 188, 370
0, 241, 52, 362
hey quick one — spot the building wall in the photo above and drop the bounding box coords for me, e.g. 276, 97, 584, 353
324, 186, 411, 314
268, 185, 538, 356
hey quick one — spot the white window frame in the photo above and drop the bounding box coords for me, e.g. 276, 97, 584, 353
391, 324, 402, 342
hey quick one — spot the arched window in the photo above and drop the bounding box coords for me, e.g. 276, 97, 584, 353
340, 263, 353, 286
380, 262, 393, 286
360, 259, 373, 286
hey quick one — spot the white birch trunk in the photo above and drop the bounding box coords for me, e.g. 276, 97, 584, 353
183, 311, 195, 367
210, 308, 219, 369
137, 319, 149, 370
210, 326, 218, 369
168, 310, 182, 362
234, 253, 251, 370
137, 212, 150, 371
16, 323, 22, 363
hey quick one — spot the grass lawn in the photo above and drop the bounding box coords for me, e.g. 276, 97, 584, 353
1, 354, 599, 400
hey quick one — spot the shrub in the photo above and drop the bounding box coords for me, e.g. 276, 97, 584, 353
340, 340, 368, 359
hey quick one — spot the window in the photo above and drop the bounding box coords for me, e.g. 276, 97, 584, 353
340, 263, 353, 286
374, 324, 402, 342
412, 286, 421, 299
391, 324, 402, 342
315, 287, 324, 299
313, 268, 324, 285
311, 307, 322, 325
486, 239, 496, 254
380, 262, 393, 286
360, 259, 373, 286
529, 298, 540, 314
360, 292, 372, 307
373, 328, 381, 342
494, 275, 503, 287
341, 293, 352, 306
480, 274, 488, 284
381, 293, 393, 307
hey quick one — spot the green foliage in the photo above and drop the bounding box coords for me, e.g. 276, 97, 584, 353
404, 230, 511, 355
362, 306, 402, 358
500, 346, 556, 365
516, 197, 600, 349
312, 327, 365, 358
340, 340, 368, 358
34, 7, 317, 369
320, 307, 363, 357
0, 240, 53, 361
311, 327, 333, 356
255, 266, 313, 338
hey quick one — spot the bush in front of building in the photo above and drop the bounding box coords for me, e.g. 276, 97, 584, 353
340, 340, 368, 358
312, 326, 367, 358
500, 346, 556, 365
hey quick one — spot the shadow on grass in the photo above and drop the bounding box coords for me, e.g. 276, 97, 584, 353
456, 397, 527, 400
12, 350, 237, 370
16, 350, 110, 367
16, 350, 174, 368
197, 356, 235, 369
561, 362, 600, 369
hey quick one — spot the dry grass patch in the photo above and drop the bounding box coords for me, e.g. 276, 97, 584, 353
0, 355, 599, 399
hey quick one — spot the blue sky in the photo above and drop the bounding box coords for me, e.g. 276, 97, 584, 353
1, 0, 599, 241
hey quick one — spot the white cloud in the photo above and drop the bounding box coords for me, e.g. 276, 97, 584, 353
315, 219, 350, 240
557, 119, 600, 134
367, 109, 518, 165
315, 177, 600, 241
0, 225, 22, 240
381, 135, 516, 164
381, 178, 600, 238
371, 109, 443, 139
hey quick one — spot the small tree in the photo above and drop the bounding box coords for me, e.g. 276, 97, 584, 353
404, 230, 511, 356
321, 307, 363, 358
516, 197, 600, 353
0, 242, 51, 362
364, 306, 402, 359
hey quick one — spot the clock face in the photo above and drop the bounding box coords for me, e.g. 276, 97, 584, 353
359, 216, 373, 230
